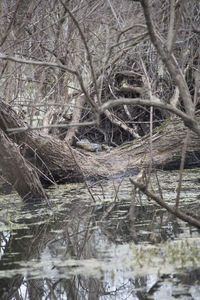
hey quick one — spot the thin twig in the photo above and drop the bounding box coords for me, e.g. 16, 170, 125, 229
139, 57, 153, 186
59, 0, 100, 105
7, 121, 97, 134
0, 0, 22, 47
66, 142, 96, 203
175, 129, 190, 210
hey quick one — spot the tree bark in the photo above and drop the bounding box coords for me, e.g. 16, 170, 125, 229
0, 129, 47, 201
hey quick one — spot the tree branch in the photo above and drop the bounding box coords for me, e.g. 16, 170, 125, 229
140, 0, 194, 118
0, 0, 22, 47
130, 178, 200, 229
0, 53, 99, 113
99, 97, 200, 136
59, 0, 100, 104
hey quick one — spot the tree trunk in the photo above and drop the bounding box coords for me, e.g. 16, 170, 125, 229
0, 129, 47, 201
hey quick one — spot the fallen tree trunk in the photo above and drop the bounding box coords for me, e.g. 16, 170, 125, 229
1, 100, 200, 199
111, 117, 200, 171
0, 100, 104, 185
0, 129, 48, 201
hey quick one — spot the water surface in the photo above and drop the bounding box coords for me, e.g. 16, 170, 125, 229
0, 169, 200, 299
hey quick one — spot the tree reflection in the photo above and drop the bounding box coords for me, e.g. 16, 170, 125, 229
0, 198, 197, 299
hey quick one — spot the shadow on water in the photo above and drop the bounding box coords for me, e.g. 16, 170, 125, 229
0, 171, 200, 299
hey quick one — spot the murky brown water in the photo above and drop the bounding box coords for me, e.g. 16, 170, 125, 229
0, 169, 200, 299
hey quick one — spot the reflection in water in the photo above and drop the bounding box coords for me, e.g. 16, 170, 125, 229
0, 171, 200, 299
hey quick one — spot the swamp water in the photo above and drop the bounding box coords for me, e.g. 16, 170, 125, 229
0, 170, 200, 299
